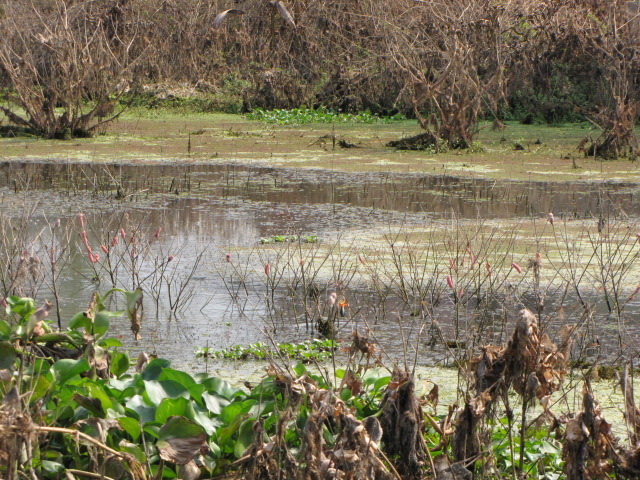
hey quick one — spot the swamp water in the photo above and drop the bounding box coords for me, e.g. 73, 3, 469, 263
2, 160, 640, 373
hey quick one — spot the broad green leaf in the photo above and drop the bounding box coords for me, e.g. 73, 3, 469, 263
234, 419, 255, 458
40, 460, 64, 473
200, 377, 239, 400
118, 440, 147, 464
188, 383, 206, 404
98, 338, 123, 348
118, 416, 142, 442
125, 395, 156, 424
0, 342, 16, 370
216, 414, 246, 452
202, 392, 229, 415
144, 380, 189, 406
85, 383, 114, 412
28, 373, 52, 404
52, 358, 90, 385
141, 358, 171, 381
221, 400, 256, 425
93, 312, 111, 337
72, 393, 105, 417
159, 368, 195, 388
186, 402, 222, 436
156, 397, 189, 424
340, 388, 352, 402
0, 320, 11, 340
69, 312, 91, 330
111, 351, 131, 378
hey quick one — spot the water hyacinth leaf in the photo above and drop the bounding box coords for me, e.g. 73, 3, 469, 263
85, 383, 114, 412
156, 396, 189, 424
69, 311, 91, 330
40, 460, 64, 473
98, 337, 123, 348
34, 333, 76, 345
216, 414, 247, 453
118, 440, 147, 464
202, 391, 230, 415
157, 416, 207, 465
200, 377, 239, 400
221, 399, 256, 425
0, 342, 16, 370
159, 368, 196, 388
72, 393, 105, 417
118, 416, 141, 442
234, 418, 255, 458
125, 395, 156, 424
111, 351, 131, 378
0, 319, 10, 340
29, 374, 52, 404
141, 358, 171, 381
188, 383, 206, 404
93, 312, 111, 337
52, 358, 90, 385
186, 402, 222, 436
143, 379, 189, 406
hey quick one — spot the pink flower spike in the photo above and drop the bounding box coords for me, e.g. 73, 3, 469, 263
458, 287, 464, 298
120, 228, 126, 240
299, 259, 305, 266
154, 227, 162, 239
111, 236, 119, 247
101, 245, 109, 254
49, 248, 54, 262
78, 213, 85, 228
449, 258, 456, 271
265, 263, 271, 276
486, 262, 492, 276
55, 218, 61, 228
81, 230, 88, 245
168, 255, 175, 262
1, 298, 7, 308
358, 255, 366, 265
447, 275, 454, 289
547, 212, 554, 225
226, 253, 232, 263
512, 262, 522, 274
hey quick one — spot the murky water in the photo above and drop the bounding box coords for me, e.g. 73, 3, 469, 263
1, 161, 640, 370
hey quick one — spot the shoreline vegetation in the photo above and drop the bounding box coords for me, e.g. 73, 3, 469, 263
1, 0, 640, 477
3, 291, 640, 479
1, 109, 639, 183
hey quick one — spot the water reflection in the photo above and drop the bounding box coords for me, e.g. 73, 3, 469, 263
0, 161, 638, 370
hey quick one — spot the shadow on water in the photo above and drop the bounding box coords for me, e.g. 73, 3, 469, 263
1, 160, 639, 370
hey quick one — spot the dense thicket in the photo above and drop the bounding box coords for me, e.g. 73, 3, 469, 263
0, 0, 638, 154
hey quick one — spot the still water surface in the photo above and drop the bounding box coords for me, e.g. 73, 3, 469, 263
2, 161, 639, 370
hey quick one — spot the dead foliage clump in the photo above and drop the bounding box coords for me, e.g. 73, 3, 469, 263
379, 368, 428, 479
239, 364, 401, 480
452, 309, 574, 474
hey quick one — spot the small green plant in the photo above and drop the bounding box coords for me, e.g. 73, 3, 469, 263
196, 338, 337, 362
246, 107, 406, 125
259, 234, 318, 244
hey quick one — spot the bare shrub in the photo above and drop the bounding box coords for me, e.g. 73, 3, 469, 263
0, 0, 144, 138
